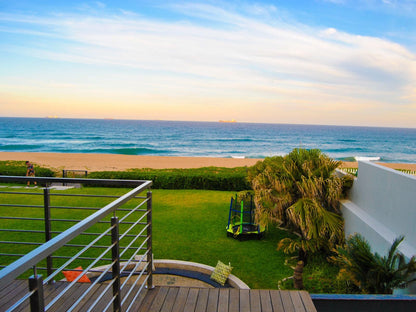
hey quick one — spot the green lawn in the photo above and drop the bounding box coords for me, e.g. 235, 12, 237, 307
0, 186, 343, 291
152, 189, 293, 289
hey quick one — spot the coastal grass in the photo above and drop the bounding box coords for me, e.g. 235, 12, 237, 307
0, 186, 342, 291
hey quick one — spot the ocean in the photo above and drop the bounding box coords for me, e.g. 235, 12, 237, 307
0, 117, 415, 163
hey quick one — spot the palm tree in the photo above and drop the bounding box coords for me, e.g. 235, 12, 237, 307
330, 234, 416, 294
248, 148, 353, 261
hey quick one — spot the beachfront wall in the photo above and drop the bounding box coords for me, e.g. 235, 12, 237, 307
341, 161, 416, 294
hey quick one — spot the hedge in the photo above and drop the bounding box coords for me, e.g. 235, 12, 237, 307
88, 167, 251, 191
0, 161, 55, 177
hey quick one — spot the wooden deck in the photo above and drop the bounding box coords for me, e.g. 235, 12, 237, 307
1, 280, 317, 311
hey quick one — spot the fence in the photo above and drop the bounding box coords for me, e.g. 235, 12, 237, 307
0, 176, 153, 311
340, 167, 416, 177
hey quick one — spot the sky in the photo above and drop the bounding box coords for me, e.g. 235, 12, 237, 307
0, 0, 415, 127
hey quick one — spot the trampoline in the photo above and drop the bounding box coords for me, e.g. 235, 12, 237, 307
226, 193, 265, 240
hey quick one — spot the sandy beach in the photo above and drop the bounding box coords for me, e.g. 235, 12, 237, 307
0, 152, 415, 172
0, 152, 262, 171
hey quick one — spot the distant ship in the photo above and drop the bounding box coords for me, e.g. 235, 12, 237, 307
219, 119, 237, 123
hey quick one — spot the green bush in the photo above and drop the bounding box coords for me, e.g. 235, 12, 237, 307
0, 161, 55, 177
88, 167, 251, 191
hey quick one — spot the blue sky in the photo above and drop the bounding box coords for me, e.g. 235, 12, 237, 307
1, 0, 415, 127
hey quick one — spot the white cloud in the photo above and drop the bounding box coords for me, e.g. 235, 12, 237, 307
0, 2, 415, 125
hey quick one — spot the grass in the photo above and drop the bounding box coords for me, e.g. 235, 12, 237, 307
0, 186, 342, 291
152, 189, 293, 289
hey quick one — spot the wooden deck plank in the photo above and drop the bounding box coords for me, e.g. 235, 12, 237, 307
289, 291, 307, 312
194, 288, 209, 312
270, 290, 285, 312
183, 288, 200, 312
0, 279, 26, 300
259, 290, 273, 312
137, 286, 161, 312
171, 287, 190, 312
119, 283, 144, 312
122, 286, 148, 312
249, 289, 261, 312
2, 281, 28, 312
1, 281, 32, 311
299, 291, 317, 312
147, 286, 170, 311
218, 288, 229, 312
0, 280, 319, 312
239, 289, 250, 312
206, 288, 219, 312
160, 287, 179, 312
280, 290, 295, 312
228, 289, 239, 312
79, 283, 113, 312
48, 282, 94, 312
15, 281, 68, 312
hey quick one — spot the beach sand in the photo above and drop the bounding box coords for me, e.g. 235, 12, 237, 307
0, 152, 262, 171
0, 152, 415, 172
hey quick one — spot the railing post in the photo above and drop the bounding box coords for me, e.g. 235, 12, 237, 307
111, 216, 121, 312
43, 188, 53, 280
28, 268, 44, 312
146, 191, 154, 289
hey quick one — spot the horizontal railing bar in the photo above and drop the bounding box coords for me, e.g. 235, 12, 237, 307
0, 204, 43, 208
44, 223, 117, 284
48, 219, 147, 225
49, 206, 101, 210
0, 229, 147, 238
120, 221, 149, 245
121, 262, 149, 302
51, 194, 147, 200
0, 175, 151, 187
0, 241, 43, 246
50, 206, 147, 212
125, 275, 149, 312
46, 240, 119, 309
50, 256, 115, 261
0, 229, 46, 234
61, 244, 147, 250
5, 287, 36, 312
0, 191, 43, 195
120, 237, 150, 268
50, 193, 121, 198
0, 191, 146, 200
84, 265, 118, 312
0, 180, 152, 288
118, 201, 148, 224
48, 219, 114, 223
0, 217, 44, 221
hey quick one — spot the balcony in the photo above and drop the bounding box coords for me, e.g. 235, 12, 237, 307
0, 176, 317, 311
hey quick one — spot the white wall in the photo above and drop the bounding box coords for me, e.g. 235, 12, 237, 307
341, 161, 416, 293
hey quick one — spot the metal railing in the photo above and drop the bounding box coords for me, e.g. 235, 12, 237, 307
340, 167, 416, 177
0, 176, 153, 311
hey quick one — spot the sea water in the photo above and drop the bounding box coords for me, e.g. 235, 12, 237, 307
0, 117, 415, 163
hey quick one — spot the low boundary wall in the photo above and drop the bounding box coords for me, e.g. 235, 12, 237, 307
341, 161, 416, 293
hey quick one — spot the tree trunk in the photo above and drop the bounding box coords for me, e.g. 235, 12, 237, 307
298, 249, 308, 265
293, 261, 304, 290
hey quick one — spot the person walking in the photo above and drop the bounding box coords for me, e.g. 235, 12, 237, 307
25, 161, 37, 186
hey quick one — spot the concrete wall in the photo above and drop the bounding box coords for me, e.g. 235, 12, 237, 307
341, 161, 416, 293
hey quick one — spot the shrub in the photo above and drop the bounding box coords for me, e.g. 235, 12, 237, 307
330, 234, 416, 294
0, 161, 55, 177
88, 167, 251, 191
